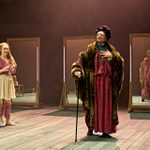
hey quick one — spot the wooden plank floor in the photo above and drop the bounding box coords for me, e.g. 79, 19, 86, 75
0, 107, 150, 150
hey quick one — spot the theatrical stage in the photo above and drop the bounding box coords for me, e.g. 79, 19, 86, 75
0, 107, 150, 150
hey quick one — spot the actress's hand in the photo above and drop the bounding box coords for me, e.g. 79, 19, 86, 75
0, 65, 10, 73
3, 65, 11, 72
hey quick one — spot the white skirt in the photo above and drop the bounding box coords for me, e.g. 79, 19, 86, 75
0, 74, 16, 100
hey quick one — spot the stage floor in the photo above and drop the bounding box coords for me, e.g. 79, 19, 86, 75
0, 107, 150, 150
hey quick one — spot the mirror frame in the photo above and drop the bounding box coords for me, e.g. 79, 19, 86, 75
7, 37, 40, 108
60, 35, 95, 108
128, 33, 150, 112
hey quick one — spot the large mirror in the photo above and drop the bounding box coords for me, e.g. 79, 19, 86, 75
7, 37, 40, 108
128, 33, 150, 112
60, 35, 95, 108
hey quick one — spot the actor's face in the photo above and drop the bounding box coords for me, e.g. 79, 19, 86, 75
96, 31, 106, 43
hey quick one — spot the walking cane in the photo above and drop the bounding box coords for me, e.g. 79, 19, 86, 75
75, 80, 79, 142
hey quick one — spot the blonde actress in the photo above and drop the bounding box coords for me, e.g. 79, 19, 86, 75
0, 42, 17, 127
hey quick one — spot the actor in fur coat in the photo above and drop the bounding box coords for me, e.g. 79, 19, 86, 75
71, 25, 124, 137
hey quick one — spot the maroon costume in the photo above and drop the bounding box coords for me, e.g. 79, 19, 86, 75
71, 26, 124, 136
94, 50, 115, 133
140, 56, 150, 101
71, 42, 124, 134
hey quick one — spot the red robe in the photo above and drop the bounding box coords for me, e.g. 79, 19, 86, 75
94, 50, 115, 133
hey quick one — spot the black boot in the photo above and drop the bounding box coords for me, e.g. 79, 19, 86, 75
87, 128, 93, 136
101, 132, 112, 138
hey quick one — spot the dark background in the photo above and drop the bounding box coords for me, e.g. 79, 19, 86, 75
0, 0, 150, 108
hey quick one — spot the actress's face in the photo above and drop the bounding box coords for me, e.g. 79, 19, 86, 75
96, 31, 106, 44
1, 44, 9, 56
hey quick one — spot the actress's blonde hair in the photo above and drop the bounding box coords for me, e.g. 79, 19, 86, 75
0, 42, 17, 67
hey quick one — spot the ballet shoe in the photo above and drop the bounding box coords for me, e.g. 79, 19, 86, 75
0, 121, 5, 127
5, 121, 15, 126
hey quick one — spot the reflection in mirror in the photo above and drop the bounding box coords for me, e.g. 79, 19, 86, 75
7, 38, 40, 108
129, 33, 150, 111
61, 36, 95, 108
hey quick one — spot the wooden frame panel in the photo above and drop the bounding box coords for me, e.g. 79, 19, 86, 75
61, 35, 95, 108
7, 37, 40, 108
128, 33, 150, 112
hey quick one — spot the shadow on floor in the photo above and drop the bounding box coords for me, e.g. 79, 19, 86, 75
43, 109, 84, 117
11, 105, 33, 113
61, 134, 119, 150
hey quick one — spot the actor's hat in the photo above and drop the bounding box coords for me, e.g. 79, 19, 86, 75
96, 25, 111, 41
